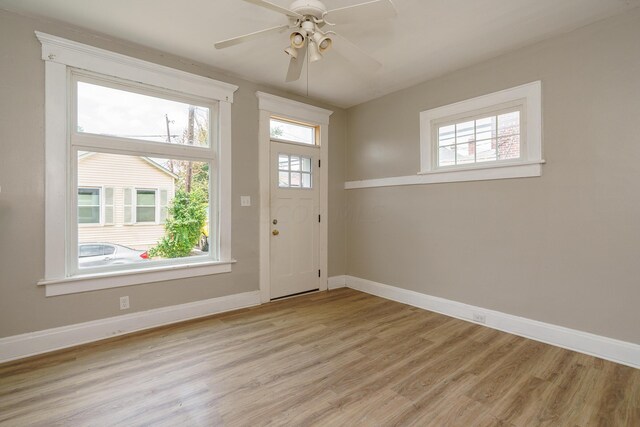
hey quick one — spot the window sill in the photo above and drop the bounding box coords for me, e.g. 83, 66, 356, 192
345, 160, 544, 189
38, 260, 236, 296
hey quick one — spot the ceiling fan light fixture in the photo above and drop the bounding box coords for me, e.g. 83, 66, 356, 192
312, 31, 332, 54
308, 40, 323, 62
290, 31, 306, 49
284, 46, 298, 59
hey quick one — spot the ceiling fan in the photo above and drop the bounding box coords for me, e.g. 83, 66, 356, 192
214, 0, 396, 82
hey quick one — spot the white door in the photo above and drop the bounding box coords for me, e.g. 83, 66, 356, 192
270, 141, 320, 299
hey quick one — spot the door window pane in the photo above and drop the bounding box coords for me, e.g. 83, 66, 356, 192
277, 153, 313, 189
77, 81, 211, 146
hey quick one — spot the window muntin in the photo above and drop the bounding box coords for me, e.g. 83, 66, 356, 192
78, 188, 101, 224
278, 154, 312, 188
270, 118, 316, 145
76, 81, 210, 147
436, 108, 522, 168
136, 189, 157, 223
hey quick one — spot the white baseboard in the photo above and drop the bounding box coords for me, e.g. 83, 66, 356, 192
0, 291, 261, 364
328, 275, 347, 290
345, 276, 640, 369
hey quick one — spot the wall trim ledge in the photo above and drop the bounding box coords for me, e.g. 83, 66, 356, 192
333, 275, 640, 369
0, 291, 261, 364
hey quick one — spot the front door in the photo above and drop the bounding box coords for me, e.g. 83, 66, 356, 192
270, 141, 320, 299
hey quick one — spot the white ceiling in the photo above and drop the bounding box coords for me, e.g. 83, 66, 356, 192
1, 0, 638, 108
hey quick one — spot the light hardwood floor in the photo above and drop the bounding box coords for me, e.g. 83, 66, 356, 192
0, 288, 638, 426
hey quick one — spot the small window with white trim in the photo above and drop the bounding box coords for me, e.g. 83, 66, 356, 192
420, 81, 543, 182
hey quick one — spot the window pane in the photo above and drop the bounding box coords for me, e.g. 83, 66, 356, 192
270, 119, 315, 145
456, 143, 475, 165
302, 173, 311, 188
290, 172, 302, 187
137, 190, 156, 206
456, 121, 474, 143
77, 81, 211, 147
290, 156, 301, 171
77, 151, 212, 270
136, 207, 156, 222
475, 116, 496, 141
438, 146, 456, 167
279, 154, 289, 170
302, 157, 311, 172
476, 139, 497, 163
498, 135, 521, 160
438, 124, 455, 146
279, 171, 289, 187
498, 111, 520, 134
79, 206, 100, 224
78, 188, 100, 206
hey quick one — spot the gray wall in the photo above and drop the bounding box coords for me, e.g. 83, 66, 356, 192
346, 9, 640, 344
0, 10, 346, 337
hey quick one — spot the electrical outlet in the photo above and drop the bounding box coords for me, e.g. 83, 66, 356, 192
240, 196, 251, 207
472, 313, 486, 324
119, 296, 130, 310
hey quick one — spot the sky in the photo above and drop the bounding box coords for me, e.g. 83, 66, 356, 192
77, 81, 209, 146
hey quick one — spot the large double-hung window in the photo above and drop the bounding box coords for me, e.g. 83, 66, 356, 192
37, 32, 237, 296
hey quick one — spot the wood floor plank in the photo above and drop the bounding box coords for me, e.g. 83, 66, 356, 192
0, 288, 637, 426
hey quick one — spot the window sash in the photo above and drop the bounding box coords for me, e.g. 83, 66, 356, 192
431, 102, 526, 170
68, 71, 220, 276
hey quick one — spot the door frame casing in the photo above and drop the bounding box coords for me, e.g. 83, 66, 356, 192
256, 92, 332, 303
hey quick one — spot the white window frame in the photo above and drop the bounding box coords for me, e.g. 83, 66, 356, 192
36, 32, 238, 296
419, 81, 543, 182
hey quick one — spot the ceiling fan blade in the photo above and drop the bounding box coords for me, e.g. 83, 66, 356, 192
215, 24, 289, 49
330, 32, 382, 70
242, 0, 303, 19
324, 0, 396, 25
285, 42, 308, 82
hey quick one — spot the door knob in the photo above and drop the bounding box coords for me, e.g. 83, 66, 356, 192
272, 229, 279, 236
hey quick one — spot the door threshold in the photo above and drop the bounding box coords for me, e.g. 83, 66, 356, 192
270, 288, 320, 301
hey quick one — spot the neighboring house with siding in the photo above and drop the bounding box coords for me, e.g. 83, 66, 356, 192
77, 152, 176, 250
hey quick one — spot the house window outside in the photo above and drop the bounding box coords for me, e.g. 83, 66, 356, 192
78, 188, 100, 224
136, 189, 157, 223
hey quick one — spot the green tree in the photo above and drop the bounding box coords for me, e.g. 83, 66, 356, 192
148, 188, 207, 258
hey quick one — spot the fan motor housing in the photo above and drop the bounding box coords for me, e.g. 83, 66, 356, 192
290, 0, 327, 19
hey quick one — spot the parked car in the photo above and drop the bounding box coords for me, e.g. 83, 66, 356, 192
78, 243, 149, 268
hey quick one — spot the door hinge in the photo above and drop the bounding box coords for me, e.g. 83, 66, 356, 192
318, 159, 321, 168
318, 214, 321, 223
318, 269, 321, 278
